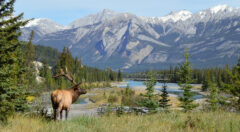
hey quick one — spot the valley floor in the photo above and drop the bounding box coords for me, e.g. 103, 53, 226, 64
1, 111, 240, 132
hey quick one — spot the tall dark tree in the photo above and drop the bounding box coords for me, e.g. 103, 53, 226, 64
40, 58, 48, 77
24, 30, 36, 90
178, 48, 198, 112
202, 71, 211, 92
159, 81, 171, 110
139, 70, 158, 109
117, 68, 122, 81
24, 30, 35, 66
144, 70, 156, 100
207, 82, 219, 111
0, 0, 28, 123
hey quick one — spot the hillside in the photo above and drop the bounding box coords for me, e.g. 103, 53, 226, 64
34, 45, 60, 66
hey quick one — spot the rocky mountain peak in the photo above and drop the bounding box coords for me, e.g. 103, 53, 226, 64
160, 10, 193, 22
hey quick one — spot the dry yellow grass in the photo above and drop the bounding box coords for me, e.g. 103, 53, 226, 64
85, 87, 181, 108
1, 111, 240, 132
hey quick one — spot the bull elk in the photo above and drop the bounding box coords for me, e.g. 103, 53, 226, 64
51, 68, 87, 120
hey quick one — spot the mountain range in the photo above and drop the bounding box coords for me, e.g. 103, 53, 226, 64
20, 5, 240, 72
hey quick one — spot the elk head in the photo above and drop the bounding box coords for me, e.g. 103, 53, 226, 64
73, 82, 87, 95
54, 67, 87, 95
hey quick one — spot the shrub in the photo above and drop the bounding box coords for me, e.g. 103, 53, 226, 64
108, 94, 118, 104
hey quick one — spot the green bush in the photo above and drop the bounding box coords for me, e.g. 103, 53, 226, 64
108, 94, 118, 104
137, 98, 158, 109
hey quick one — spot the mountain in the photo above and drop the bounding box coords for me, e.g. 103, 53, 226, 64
20, 5, 240, 72
20, 18, 69, 41
69, 9, 117, 28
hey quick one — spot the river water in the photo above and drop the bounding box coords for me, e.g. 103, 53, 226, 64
118, 80, 204, 100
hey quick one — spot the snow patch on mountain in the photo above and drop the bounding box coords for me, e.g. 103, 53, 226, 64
160, 10, 193, 22
25, 18, 68, 30
210, 4, 232, 14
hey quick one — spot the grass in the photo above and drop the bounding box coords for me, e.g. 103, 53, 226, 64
1, 110, 240, 132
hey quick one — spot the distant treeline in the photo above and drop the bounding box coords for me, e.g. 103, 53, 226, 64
124, 65, 232, 90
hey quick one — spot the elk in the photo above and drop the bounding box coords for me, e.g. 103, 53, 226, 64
51, 68, 87, 120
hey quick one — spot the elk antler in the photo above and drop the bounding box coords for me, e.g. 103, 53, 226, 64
53, 67, 77, 85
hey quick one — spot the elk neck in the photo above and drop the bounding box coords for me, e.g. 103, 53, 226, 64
69, 88, 81, 103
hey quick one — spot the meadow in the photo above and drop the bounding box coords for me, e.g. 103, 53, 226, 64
1, 110, 240, 132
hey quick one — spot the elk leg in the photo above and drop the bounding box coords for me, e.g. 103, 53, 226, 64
56, 104, 63, 121
53, 109, 57, 121
65, 108, 70, 120
60, 110, 63, 120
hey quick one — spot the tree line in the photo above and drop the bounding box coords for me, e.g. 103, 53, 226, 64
125, 63, 234, 92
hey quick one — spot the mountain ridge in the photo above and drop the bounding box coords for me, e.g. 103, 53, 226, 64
20, 5, 240, 72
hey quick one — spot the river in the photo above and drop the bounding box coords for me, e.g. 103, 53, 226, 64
116, 80, 204, 100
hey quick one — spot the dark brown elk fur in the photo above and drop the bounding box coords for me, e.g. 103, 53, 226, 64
51, 68, 87, 120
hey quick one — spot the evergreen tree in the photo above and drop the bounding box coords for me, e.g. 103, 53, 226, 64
117, 68, 122, 81
178, 48, 198, 112
40, 59, 54, 90
202, 71, 211, 92
159, 81, 171, 110
138, 70, 158, 109
39, 58, 48, 77
24, 30, 35, 66
23, 30, 36, 91
125, 84, 131, 96
0, 0, 28, 123
83, 65, 88, 82
207, 82, 219, 111
144, 70, 156, 100
107, 67, 117, 81
45, 68, 54, 90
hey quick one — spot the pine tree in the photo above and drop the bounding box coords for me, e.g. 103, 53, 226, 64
144, 70, 156, 100
117, 68, 122, 81
83, 65, 88, 82
138, 70, 158, 109
207, 82, 219, 111
45, 68, 54, 90
0, 0, 29, 123
40, 58, 48, 77
23, 30, 36, 90
202, 71, 211, 91
41, 60, 54, 90
125, 84, 131, 96
178, 48, 198, 112
24, 30, 35, 66
159, 81, 171, 110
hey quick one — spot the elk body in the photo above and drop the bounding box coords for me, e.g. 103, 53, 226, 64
51, 68, 87, 120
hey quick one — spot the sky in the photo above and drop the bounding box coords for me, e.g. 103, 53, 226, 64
15, 0, 240, 25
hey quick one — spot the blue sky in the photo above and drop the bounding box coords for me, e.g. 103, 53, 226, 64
15, 0, 240, 25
